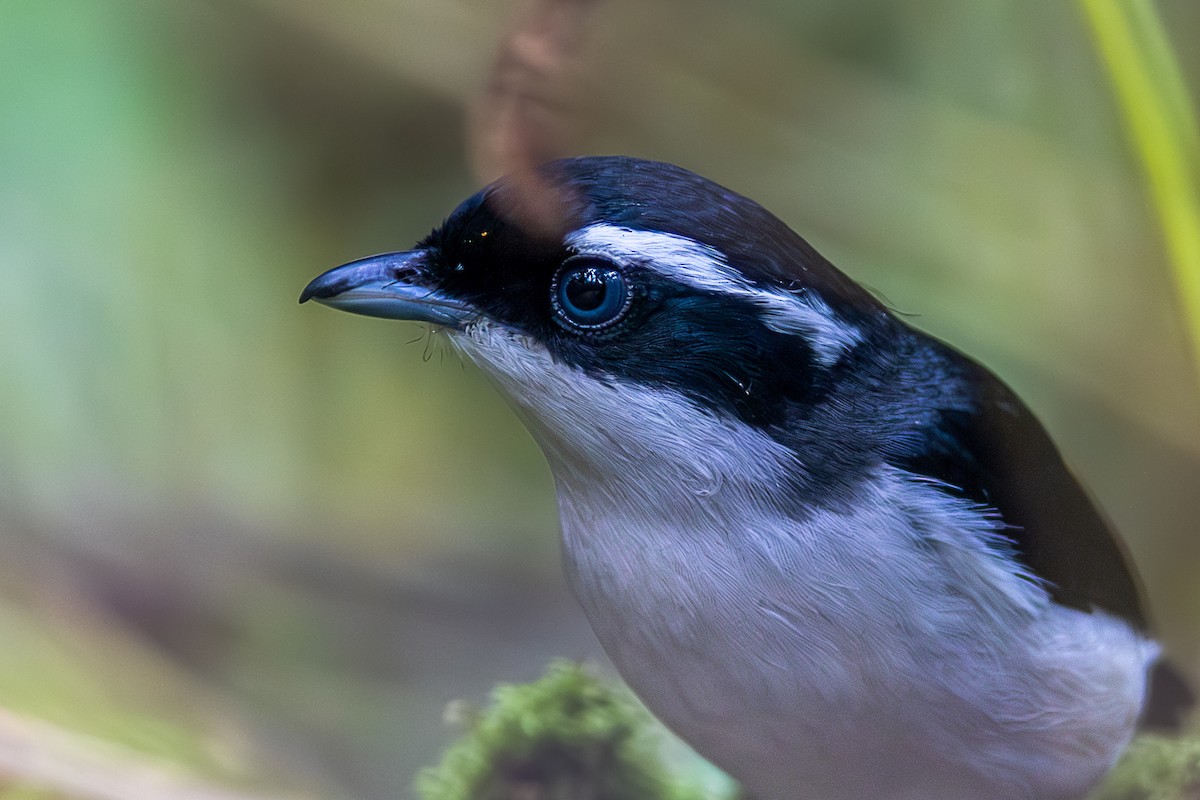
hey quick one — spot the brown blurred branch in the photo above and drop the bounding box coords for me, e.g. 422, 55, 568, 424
470, 0, 603, 182
468, 0, 604, 240
0, 709, 305, 800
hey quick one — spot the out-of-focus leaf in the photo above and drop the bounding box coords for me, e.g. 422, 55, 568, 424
1080, 0, 1200, 382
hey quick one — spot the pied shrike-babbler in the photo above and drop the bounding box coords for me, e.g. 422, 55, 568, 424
301, 156, 1192, 800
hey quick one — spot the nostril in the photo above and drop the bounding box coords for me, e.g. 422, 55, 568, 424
391, 266, 419, 283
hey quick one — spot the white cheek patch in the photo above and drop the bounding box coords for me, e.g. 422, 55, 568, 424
447, 318, 799, 490
565, 224, 863, 367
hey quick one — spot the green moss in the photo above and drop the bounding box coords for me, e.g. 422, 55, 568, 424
1090, 734, 1200, 800
415, 662, 708, 800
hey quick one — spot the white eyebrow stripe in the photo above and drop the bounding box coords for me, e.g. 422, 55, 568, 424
565, 223, 863, 367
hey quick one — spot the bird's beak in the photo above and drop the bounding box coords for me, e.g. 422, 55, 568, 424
299, 251, 474, 329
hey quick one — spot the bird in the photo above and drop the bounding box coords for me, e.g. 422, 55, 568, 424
301, 156, 1193, 800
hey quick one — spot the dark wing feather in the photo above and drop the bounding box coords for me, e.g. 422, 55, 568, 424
1141, 659, 1196, 731
894, 350, 1149, 630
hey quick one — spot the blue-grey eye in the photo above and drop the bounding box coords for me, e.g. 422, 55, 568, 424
552, 259, 631, 330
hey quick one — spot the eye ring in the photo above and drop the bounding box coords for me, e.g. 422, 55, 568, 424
550, 257, 633, 332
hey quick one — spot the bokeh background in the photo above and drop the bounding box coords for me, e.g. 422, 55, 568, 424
1, 1, 1198, 798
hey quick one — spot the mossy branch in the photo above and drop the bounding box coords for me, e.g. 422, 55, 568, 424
415, 662, 710, 800
1091, 735, 1200, 800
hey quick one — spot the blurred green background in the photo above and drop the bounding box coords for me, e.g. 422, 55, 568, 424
0, 1, 1198, 798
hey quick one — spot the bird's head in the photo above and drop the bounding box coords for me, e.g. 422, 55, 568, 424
302, 157, 918, 503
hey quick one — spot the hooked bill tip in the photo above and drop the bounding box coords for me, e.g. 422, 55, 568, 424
299, 271, 345, 305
